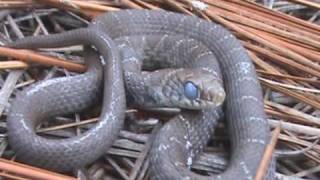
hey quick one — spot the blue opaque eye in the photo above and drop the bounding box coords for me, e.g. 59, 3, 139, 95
184, 81, 198, 100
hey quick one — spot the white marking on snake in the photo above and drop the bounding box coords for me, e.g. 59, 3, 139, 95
20, 117, 31, 132
169, 137, 183, 145
174, 161, 184, 167
175, 16, 188, 32
183, 176, 191, 180
209, 25, 218, 32
195, 51, 213, 62
230, 47, 242, 54
188, 44, 200, 54
190, 0, 208, 10
167, 39, 187, 55
111, 13, 121, 24
236, 62, 252, 74
145, 11, 151, 20
195, 21, 202, 28
237, 77, 258, 84
247, 138, 266, 145
186, 141, 192, 150
240, 161, 253, 180
239, 95, 259, 102
154, 34, 169, 51
158, 143, 170, 151
187, 157, 193, 167
246, 117, 266, 123
124, 36, 133, 48
217, 34, 233, 43
117, 43, 127, 48
99, 55, 106, 65
201, 67, 218, 77
122, 57, 139, 64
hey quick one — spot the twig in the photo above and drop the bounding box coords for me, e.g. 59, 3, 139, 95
292, 164, 320, 177
256, 70, 320, 85
0, 47, 86, 73
268, 119, 320, 136
0, 70, 23, 116
0, 158, 76, 180
105, 157, 129, 180
0, 14, 26, 117
255, 123, 281, 180
287, 0, 320, 10
260, 78, 320, 94
39, 0, 119, 12
0, 61, 28, 69
266, 101, 320, 126
129, 124, 161, 180
261, 81, 320, 110
245, 43, 320, 77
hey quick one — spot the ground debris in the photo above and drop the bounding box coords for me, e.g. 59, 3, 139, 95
0, 0, 319, 179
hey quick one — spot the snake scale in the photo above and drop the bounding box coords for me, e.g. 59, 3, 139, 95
6, 10, 274, 179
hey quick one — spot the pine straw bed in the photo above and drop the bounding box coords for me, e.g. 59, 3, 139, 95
0, 0, 319, 179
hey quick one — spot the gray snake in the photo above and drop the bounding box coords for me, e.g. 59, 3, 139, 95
6, 10, 274, 179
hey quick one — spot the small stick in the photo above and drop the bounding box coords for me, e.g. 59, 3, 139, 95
292, 164, 320, 178
0, 47, 86, 73
129, 124, 161, 180
0, 158, 76, 180
162, 0, 194, 15
32, 12, 49, 35
261, 81, 320, 110
234, 0, 320, 34
37, 117, 98, 133
287, 0, 320, 10
205, 0, 320, 40
0, 172, 28, 180
256, 70, 320, 85
121, 0, 144, 9
265, 109, 314, 125
279, 134, 320, 151
207, 5, 320, 49
245, 43, 320, 77
105, 157, 129, 180
40, 0, 119, 12
268, 119, 320, 136
260, 78, 320, 94
0, 70, 23, 116
204, 11, 320, 74
266, 101, 320, 126
255, 123, 281, 180
0, 14, 26, 117
133, 0, 160, 10
0, 61, 28, 69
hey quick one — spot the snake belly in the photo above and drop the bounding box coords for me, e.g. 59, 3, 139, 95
6, 9, 274, 179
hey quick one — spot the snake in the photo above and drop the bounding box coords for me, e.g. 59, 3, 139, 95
6, 10, 274, 179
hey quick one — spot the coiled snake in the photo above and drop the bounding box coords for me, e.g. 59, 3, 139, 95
6, 10, 274, 179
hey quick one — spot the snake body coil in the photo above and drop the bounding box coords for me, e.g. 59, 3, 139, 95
7, 10, 274, 179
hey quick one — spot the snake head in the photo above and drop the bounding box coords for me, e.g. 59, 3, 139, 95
149, 68, 225, 110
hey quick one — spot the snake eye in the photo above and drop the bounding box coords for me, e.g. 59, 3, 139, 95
184, 81, 199, 100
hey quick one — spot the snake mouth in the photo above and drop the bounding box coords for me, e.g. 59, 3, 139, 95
190, 96, 225, 110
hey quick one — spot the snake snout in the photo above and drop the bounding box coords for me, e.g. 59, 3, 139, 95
213, 86, 226, 107
201, 81, 226, 108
